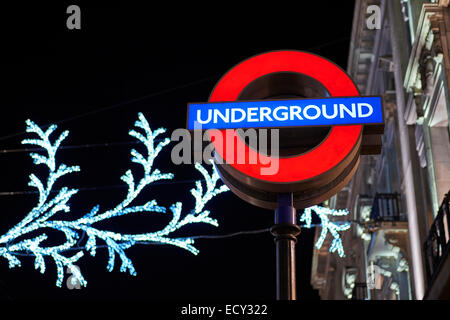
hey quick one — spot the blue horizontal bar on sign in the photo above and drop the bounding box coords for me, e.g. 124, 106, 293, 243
187, 96, 383, 130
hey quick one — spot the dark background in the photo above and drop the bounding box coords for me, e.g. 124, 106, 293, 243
0, 2, 355, 300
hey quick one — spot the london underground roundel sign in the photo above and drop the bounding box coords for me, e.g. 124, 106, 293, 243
188, 50, 384, 209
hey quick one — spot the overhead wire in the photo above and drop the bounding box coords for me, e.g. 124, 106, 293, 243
0, 37, 354, 197
0, 178, 205, 196
0, 35, 351, 145
0, 140, 144, 154
8, 222, 352, 257
0, 74, 220, 143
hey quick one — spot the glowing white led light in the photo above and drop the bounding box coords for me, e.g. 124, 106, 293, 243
300, 205, 351, 257
0, 113, 229, 287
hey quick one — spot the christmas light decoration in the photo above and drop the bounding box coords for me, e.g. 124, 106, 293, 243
300, 205, 351, 257
0, 113, 229, 287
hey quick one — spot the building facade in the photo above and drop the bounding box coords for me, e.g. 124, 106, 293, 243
311, 0, 450, 300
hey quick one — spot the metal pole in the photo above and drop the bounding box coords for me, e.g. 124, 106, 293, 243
270, 193, 301, 300
386, 0, 425, 299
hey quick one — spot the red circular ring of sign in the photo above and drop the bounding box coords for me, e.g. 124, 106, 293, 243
209, 50, 361, 183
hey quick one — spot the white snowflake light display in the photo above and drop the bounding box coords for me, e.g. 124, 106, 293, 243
300, 205, 351, 257
0, 113, 229, 287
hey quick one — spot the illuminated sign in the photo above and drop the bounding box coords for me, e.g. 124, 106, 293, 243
194, 50, 385, 209
188, 96, 383, 130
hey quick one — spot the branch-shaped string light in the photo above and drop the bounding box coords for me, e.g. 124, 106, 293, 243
300, 205, 351, 257
0, 113, 229, 287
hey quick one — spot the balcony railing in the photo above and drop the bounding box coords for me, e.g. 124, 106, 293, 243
423, 191, 450, 289
370, 192, 406, 222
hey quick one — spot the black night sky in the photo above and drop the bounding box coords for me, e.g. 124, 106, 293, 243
0, 2, 355, 301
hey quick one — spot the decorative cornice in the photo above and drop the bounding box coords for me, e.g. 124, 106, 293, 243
404, 4, 442, 93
